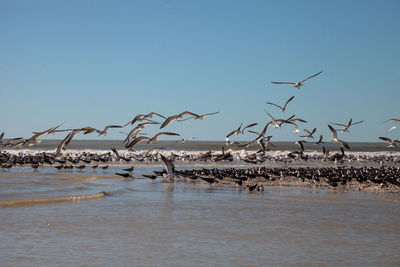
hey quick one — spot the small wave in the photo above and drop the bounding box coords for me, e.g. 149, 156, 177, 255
0, 191, 107, 208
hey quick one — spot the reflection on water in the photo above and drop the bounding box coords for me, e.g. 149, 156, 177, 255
0, 167, 399, 266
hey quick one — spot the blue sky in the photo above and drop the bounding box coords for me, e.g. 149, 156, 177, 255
1, 0, 399, 142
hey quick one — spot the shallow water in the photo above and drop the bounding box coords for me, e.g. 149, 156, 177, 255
1, 167, 399, 266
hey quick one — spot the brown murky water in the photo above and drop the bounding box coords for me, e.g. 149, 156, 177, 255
1, 167, 399, 266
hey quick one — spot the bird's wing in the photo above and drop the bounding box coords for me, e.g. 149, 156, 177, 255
160, 154, 175, 174
332, 122, 347, 127
125, 136, 150, 148
265, 111, 277, 123
160, 115, 178, 129
283, 96, 295, 109
351, 120, 363, 125
179, 111, 199, 117
153, 132, 180, 138
348, 118, 353, 127
203, 111, 220, 116
248, 130, 261, 136
177, 116, 196, 122
266, 102, 283, 110
226, 129, 238, 138
242, 123, 258, 132
125, 114, 145, 126
338, 139, 350, 150
258, 121, 273, 139
271, 81, 296, 85
383, 118, 400, 123
328, 125, 337, 139
300, 71, 323, 83
379, 137, 392, 143
146, 112, 166, 119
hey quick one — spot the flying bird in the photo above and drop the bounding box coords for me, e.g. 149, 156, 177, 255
147, 132, 180, 144
266, 96, 295, 112
160, 154, 175, 176
271, 71, 323, 88
328, 125, 350, 150
99, 125, 122, 136
226, 123, 243, 138
332, 118, 363, 133
125, 112, 166, 126
178, 111, 220, 121
379, 137, 400, 148
160, 111, 198, 129
315, 135, 324, 145
300, 128, 316, 139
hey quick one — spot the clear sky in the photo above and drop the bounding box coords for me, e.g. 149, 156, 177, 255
1, 0, 399, 142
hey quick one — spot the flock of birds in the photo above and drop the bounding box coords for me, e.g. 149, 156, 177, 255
1, 71, 399, 190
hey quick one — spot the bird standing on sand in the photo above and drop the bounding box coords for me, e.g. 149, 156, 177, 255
271, 71, 323, 88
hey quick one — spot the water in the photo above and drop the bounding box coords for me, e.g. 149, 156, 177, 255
4, 139, 399, 152
1, 166, 399, 266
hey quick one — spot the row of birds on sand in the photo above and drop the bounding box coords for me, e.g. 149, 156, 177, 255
0, 71, 399, 156
115, 153, 400, 190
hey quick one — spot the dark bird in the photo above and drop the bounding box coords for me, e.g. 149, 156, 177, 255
55, 165, 64, 170
123, 166, 134, 172
271, 71, 323, 89
76, 165, 86, 170
245, 184, 258, 192
31, 163, 39, 169
199, 176, 217, 185
142, 174, 157, 180
266, 96, 295, 112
